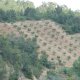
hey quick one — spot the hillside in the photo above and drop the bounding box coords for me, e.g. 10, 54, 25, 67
0, 20, 80, 80
1, 20, 80, 67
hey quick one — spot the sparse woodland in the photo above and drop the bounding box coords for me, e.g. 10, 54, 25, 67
0, 0, 80, 80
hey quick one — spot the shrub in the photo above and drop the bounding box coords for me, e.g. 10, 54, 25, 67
9, 70, 19, 80
73, 57, 80, 76
39, 53, 52, 69
0, 35, 53, 79
22, 65, 32, 79
46, 70, 64, 80
0, 55, 6, 80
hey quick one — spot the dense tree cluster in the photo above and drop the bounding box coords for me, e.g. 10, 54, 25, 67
0, 0, 80, 34
0, 35, 52, 79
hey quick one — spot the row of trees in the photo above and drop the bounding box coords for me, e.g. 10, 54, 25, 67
0, 0, 80, 34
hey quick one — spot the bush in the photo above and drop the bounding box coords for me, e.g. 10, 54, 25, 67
60, 67, 73, 77
46, 70, 64, 80
9, 70, 19, 80
39, 53, 52, 69
0, 35, 50, 79
73, 57, 80, 76
22, 65, 32, 79
0, 55, 6, 80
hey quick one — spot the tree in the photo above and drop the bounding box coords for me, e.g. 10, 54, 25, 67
73, 57, 80, 76
5, 10, 16, 22
24, 7, 36, 20
0, 9, 5, 21
0, 55, 6, 80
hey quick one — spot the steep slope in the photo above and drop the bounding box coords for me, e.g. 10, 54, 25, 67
0, 20, 80, 67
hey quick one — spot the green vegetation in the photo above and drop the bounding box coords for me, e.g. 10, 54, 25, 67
0, 0, 80, 34
46, 70, 65, 80
73, 57, 80, 77
0, 55, 6, 80
45, 66, 80, 80
39, 53, 53, 69
44, 57, 80, 80
0, 35, 53, 79
2, 34, 78, 80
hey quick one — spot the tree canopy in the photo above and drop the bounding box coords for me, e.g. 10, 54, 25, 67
0, 0, 80, 34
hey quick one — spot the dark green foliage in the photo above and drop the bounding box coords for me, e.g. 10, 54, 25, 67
39, 53, 52, 69
73, 57, 80, 76
60, 67, 73, 77
22, 65, 32, 79
0, 9, 6, 22
0, 35, 38, 79
0, 9, 16, 22
5, 10, 16, 22
0, 35, 51, 79
46, 70, 64, 80
9, 70, 19, 80
0, 0, 80, 34
0, 55, 6, 80
24, 7, 37, 20
32, 63, 43, 78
